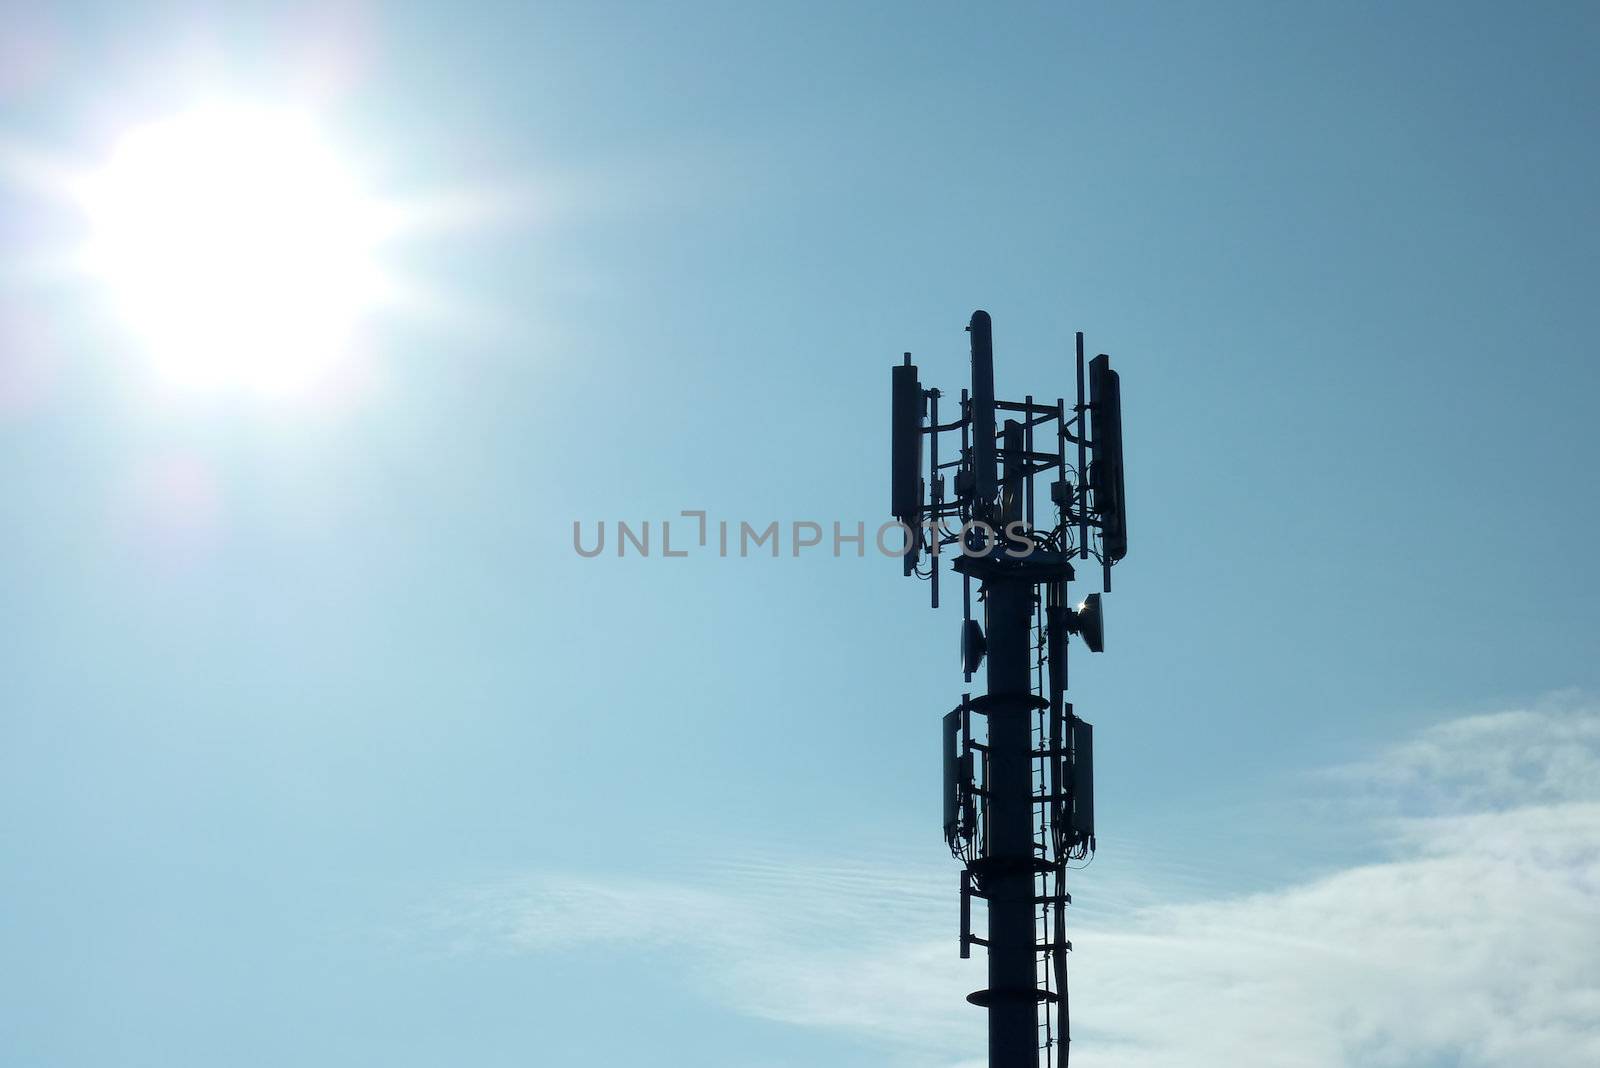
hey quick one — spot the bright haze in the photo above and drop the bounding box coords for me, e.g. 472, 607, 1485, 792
79, 103, 389, 394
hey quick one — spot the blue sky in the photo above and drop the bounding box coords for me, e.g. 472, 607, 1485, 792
3, 3, 1599, 1065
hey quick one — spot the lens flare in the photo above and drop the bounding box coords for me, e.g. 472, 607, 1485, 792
81, 104, 388, 394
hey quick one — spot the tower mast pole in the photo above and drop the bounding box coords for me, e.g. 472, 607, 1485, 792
981, 417, 1042, 1068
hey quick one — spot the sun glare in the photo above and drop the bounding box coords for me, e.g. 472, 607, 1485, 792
81, 104, 388, 394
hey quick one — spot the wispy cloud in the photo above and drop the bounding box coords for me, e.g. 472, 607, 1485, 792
429, 698, 1600, 1066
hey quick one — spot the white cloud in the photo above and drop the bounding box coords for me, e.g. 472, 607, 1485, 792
433, 699, 1600, 1066
1331, 690, 1600, 815
1074, 799, 1600, 1067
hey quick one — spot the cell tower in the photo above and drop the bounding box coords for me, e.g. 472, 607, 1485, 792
890, 310, 1128, 1068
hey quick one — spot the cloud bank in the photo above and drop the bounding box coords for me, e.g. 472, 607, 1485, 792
436, 698, 1600, 1066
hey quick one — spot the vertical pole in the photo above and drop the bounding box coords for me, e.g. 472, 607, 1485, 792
930, 390, 941, 609
1054, 868, 1070, 1066
1024, 394, 1035, 532
984, 420, 1040, 1068
1075, 333, 1088, 561
970, 312, 997, 517
961, 388, 974, 683
1049, 621, 1070, 1065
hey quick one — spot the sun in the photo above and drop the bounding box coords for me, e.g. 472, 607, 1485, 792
80, 102, 390, 395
